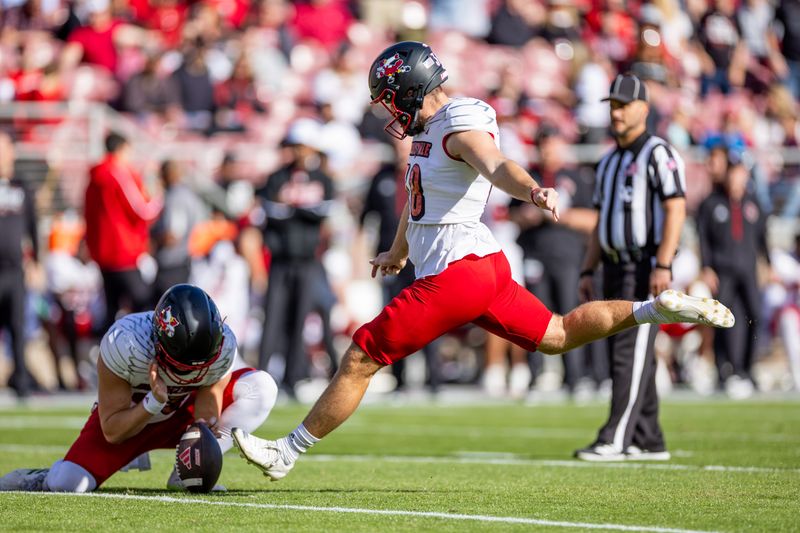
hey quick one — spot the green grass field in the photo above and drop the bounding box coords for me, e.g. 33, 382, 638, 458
1, 397, 799, 532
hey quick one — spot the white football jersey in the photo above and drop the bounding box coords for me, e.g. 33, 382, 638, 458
405, 97, 502, 278
100, 312, 239, 423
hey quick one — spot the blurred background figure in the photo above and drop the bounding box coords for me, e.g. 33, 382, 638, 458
84, 132, 161, 331
256, 118, 334, 397
189, 214, 251, 345
202, 153, 255, 223
768, 232, 800, 391
171, 43, 215, 134
697, 0, 747, 96
482, 175, 529, 399
42, 212, 102, 391
509, 124, 599, 399
696, 151, 771, 399
151, 159, 208, 299
0, 131, 40, 399
776, 0, 800, 100
121, 53, 182, 125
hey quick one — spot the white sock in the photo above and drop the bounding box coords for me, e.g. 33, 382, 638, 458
276, 423, 320, 462
216, 370, 278, 454
632, 300, 668, 324
46, 460, 96, 493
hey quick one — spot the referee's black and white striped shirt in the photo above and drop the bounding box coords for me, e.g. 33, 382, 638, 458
593, 132, 686, 263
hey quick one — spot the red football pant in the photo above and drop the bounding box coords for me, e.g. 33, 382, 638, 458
353, 252, 553, 366
63, 368, 253, 486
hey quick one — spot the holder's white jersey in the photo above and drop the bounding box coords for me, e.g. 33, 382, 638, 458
100, 312, 238, 423
405, 98, 502, 278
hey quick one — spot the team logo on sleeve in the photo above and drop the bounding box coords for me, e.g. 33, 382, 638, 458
157, 306, 180, 338
375, 53, 410, 83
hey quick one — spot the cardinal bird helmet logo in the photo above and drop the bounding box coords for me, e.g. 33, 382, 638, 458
157, 306, 180, 338
375, 53, 410, 83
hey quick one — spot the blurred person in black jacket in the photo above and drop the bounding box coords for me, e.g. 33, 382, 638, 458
696, 150, 770, 398
509, 124, 601, 395
256, 119, 334, 396
0, 132, 40, 399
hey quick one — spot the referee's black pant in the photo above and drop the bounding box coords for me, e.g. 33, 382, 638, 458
594, 257, 666, 452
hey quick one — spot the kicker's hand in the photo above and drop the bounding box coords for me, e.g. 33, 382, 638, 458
370, 251, 408, 278
531, 187, 560, 222
195, 416, 221, 437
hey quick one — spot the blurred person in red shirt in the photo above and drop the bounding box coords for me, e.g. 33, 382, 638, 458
290, 0, 352, 52
84, 132, 161, 330
145, 0, 188, 49
65, 0, 150, 77
583, 0, 638, 66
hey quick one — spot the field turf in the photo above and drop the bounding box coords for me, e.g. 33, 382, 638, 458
0, 396, 798, 532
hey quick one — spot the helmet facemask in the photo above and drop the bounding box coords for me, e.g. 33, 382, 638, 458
154, 335, 224, 385
371, 86, 424, 140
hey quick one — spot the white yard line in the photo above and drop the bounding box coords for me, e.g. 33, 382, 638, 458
1, 491, 719, 533
1, 445, 796, 474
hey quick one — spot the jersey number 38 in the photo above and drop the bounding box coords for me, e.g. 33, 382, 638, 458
406, 163, 425, 221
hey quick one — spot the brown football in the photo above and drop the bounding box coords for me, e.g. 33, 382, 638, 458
175, 422, 223, 493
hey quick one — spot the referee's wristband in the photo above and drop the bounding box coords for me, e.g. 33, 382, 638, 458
142, 391, 166, 415
579, 269, 595, 278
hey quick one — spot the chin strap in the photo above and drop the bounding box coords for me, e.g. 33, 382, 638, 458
405, 110, 423, 136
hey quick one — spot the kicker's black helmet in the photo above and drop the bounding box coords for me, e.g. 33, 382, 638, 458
152, 284, 224, 385
368, 41, 448, 139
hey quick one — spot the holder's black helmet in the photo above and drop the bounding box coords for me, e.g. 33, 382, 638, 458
152, 284, 224, 385
368, 41, 448, 139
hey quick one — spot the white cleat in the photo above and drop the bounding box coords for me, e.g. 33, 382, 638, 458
165, 466, 226, 492
655, 289, 735, 328
232, 428, 295, 481
0, 468, 49, 491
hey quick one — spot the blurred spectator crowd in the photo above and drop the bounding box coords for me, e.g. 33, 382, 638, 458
1, 0, 799, 402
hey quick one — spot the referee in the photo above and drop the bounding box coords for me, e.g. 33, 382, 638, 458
575, 74, 686, 461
